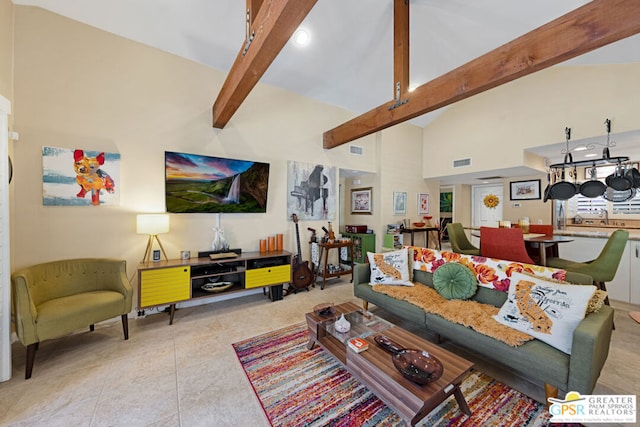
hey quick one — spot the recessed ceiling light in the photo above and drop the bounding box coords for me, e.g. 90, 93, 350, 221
574, 146, 588, 151
584, 153, 598, 158
293, 29, 310, 46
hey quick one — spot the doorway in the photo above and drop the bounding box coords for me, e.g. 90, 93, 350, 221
471, 184, 504, 246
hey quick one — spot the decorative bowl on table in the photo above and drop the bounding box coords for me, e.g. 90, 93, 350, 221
313, 303, 335, 317
413, 222, 426, 228
375, 334, 444, 385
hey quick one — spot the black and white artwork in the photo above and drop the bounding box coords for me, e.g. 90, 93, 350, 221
287, 161, 336, 221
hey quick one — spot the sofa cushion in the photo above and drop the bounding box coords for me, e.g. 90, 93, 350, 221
493, 272, 595, 354
367, 248, 412, 286
433, 262, 477, 300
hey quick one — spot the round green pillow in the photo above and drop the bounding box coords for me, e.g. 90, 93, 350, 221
432, 262, 478, 300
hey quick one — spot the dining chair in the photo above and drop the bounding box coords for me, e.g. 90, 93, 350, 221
526, 223, 557, 261
480, 226, 534, 264
446, 223, 480, 256
546, 229, 629, 306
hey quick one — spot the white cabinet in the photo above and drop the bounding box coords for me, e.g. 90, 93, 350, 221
630, 241, 640, 305
557, 237, 631, 303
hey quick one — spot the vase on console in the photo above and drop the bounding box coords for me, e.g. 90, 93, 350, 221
212, 227, 230, 252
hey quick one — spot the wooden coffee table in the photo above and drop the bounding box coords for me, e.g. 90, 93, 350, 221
306, 302, 474, 426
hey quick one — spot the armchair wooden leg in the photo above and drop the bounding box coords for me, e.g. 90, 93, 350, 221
121, 314, 129, 340
25, 343, 38, 380
362, 300, 369, 312
544, 383, 558, 408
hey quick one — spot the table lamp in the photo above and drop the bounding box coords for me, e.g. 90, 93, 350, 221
137, 214, 170, 262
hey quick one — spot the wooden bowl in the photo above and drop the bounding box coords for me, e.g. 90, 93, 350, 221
413, 222, 425, 228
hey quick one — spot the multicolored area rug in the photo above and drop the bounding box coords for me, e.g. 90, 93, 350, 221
232, 323, 574, 427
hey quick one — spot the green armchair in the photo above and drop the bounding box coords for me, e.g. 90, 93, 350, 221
446, 222, 480, 256
11, 258, 133, 379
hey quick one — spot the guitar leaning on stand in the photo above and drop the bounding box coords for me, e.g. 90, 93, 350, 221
286, 214, 313, 295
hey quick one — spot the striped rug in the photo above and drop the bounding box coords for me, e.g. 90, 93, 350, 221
232, 323, 572, 427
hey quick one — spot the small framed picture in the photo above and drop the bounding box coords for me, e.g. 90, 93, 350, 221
153, 249, 161, 262
509, 179, 541, 201
393, 191, 407, 215
351, 187, 372, 214
418, 193, 430, 215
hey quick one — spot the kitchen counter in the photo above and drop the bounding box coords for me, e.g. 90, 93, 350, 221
557, 227, 640, 240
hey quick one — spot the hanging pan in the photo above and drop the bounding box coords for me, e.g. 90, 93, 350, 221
605, 164, 632, 191
579, 166, 606, 198
549, 154, 577, 200
603, 186, 636, 203
625, 166, 640, 188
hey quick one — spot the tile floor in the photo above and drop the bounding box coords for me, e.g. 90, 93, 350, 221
0, 275, 638, 426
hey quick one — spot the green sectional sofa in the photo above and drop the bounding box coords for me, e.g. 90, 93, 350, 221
353, 262, 614, 400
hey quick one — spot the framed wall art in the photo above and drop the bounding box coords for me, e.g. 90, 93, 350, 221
509, 179, 541, 201
287, 161, 337, 220
350, 187, 372, 214
418, 193, 430, 215
393, 191, 407, 215
42, 146, 120, 206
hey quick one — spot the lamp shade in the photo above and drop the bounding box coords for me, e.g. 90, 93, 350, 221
136, 214, 170, 235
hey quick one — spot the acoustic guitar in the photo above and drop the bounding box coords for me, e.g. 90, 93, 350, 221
289, 214, 313, 292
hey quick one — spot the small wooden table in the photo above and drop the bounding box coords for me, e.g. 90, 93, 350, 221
401, 227, 441, 249
524, 235, 574, 266
312, 241, 354, 289
306, 302, 473, 426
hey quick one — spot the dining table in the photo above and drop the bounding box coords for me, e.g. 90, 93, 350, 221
523, 234, 574, 266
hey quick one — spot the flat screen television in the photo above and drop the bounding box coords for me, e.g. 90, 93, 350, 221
165, 151, 270, 213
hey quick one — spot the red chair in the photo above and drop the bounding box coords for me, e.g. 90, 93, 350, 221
527, 224, 557, 260
480, 226, 534, 264
528, 224, 554, 236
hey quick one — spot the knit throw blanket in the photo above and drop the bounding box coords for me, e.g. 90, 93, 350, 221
372, 284, 533, 347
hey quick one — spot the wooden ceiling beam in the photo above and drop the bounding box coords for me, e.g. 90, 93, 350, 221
323, 0, 640, 149
393, 0, 410, 101
212, 0, 317, 128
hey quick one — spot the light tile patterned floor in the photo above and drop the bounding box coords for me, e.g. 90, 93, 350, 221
0, 274, 637, 426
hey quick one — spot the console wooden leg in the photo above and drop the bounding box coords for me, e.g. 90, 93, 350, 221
169, 304, 176, 325
544, 383, 558, 407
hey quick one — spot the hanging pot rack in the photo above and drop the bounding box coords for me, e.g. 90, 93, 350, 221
544, 119, 638, 202
548, 121, 629, 170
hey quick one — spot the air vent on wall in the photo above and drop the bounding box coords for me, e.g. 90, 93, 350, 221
349, 145, 364, 156
452, 158, 471, 168
477, 176, 505, 180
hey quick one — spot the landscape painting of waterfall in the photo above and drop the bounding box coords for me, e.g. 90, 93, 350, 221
165, 151, 270, 213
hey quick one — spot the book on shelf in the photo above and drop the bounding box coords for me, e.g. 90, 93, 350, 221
348, 337, 369, 353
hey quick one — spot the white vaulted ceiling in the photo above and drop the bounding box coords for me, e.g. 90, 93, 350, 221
12, 0, 640, 170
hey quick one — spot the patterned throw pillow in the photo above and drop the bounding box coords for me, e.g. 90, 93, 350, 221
367, 248, 413, 286
493, 272, 596, 354
432, 262, 478, 300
